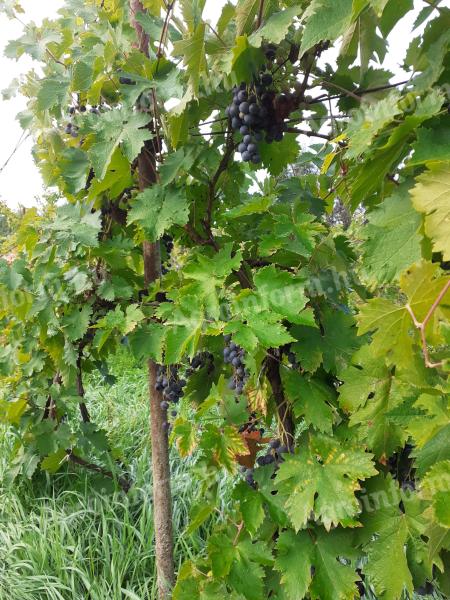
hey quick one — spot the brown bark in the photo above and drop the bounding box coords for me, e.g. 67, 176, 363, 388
265, 350, 295, 450
76, 353, 90, 423
130, 1, 175, 597
236, 276, 296, 449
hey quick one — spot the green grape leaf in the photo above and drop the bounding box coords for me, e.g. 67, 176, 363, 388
172, 23, 207, 96
58, 148, 90, 194
128, 185, 189, 242
361, 185, 422, 285
292, 308, 361, 374
300, 0, 354, 55
277, 433, 375, 531
345, 92, 400, 159
233, 481, 265, 535
61, 305, 92, 342
87, 108, 152, 180
235, 0, 259, 36
259, 134, 299, 176
200, 424, 247, 472
250, 5, 303, 46
275, 528, 360, 600
37, 76, 70, 110
358, 476, 421, 600
252, 265, 310, 324
410, 126, 450, 166
282, 369, 335, 433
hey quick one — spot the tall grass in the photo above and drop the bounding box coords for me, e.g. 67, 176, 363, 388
0, 350, 230, 600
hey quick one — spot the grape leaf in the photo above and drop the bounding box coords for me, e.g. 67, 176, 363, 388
277, 433, 375, 530
58, 148, 90, 194
410, 126, 450, 166
172, 23, 207, 96
345, 92, 400, 159
235, 0, 259, 36
250, 5, 303, 46
259, 134, 299, 176
275, 528, 359, 600
282, 369, 335, 433
300, 0, 354, 55
358, 476, 422, 600
361, 185, 422, 285
37, 76, 70, 110
422, 460, 450, 528
61, 305, 92, 341
357, 261, 450, 368
87, 109, 152, 180
292, 308, 361, 374
252, 265, 311, 325
411, 162, 450, 261
128, 185, 189, 242
233, 481, 265, 535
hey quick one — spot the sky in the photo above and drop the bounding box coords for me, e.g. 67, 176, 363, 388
0, 1, 426, 209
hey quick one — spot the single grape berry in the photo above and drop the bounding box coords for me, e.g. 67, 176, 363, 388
237, 90, 248, 102
240, 125, 249, 135
274, 130, 284, 142
232, 117, 242, 130
239, 101, 250, 114
242, 151, 251, 161
261, 73, 273, 87
238, 142, 247, 153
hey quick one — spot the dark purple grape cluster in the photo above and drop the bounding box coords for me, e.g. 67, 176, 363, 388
241, 438, 290, 488
186, 351, 214, 376
64, 103, 100, 138
155, 365, 186, 431
161, 235, 174, 276
257, 438, 289, 467
65, 121, 80, 138
238, 412, 264, 436
241, 465, 256, 488
119, 76, 136, 86
226, 68, 287, 164
223, 335, 249, 395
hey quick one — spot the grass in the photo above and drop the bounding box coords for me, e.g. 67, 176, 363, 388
0, 349, 231, 600
0, 349, 444, 599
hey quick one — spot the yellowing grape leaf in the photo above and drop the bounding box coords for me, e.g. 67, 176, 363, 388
411, 163, 450, 261
357, 261, 450, 367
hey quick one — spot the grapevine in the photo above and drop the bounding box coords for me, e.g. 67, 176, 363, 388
0, 2, 449, 600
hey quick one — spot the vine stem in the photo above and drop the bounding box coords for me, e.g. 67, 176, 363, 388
405, 280, 450, 369
256, 0, 265, 28
67, 451, 130, 492
285, 127, 331, 140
